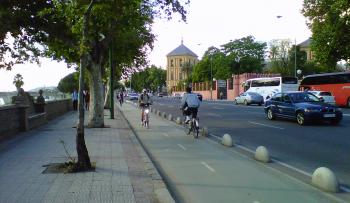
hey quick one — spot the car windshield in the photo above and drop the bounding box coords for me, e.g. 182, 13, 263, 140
290, 93, 320, 103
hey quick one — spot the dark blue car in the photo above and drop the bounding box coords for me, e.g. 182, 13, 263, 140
264, 92, 343, 125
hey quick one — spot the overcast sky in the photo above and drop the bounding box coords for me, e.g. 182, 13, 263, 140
0, 0, 311, 92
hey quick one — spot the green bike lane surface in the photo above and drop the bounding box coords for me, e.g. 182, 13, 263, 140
120, 102, 343, 203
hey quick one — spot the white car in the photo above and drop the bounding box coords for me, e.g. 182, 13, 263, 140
309, 91, 336, 105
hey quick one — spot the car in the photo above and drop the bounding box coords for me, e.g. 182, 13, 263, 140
264, 92, 343, 125
128, 93, 139, 100
157, 92, 164, 97
308, 91, 336, 105
234, 92, 264, 106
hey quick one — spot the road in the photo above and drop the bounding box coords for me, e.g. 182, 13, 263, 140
145, 96, 350, 188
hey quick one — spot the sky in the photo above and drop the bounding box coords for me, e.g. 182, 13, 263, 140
0, 0, 311, 92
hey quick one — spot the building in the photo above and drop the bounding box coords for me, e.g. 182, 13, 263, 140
166, 41, 198, 92
299, 38, 314, 61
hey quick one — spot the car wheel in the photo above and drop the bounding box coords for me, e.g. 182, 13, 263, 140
234, 99, 238, 105
267, 108, 275, 120
244, 100, 249, 106
296, 112, 306, 125
258, 102, 262, 106
330, 119, 341, 125
347, 98, 350, 108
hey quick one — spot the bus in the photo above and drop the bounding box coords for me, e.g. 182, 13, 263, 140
243, 77, 298, 101
299, 72, 350, 107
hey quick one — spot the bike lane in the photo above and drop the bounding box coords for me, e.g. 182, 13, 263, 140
119, 102, 344, 203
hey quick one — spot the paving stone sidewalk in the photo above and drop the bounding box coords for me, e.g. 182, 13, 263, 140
0, 105, 169, 203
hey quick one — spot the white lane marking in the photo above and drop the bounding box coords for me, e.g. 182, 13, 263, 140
213, 107, 224, 110
253, 201, 260, 203
201, 161, 216, 173
248, 121, 284, 130
343, 114, 350, 117
177, 144, 186, 151
162, 133, 169, 137
206, 113, 222, 118
159, 103, 164, 106
167, 105, 175, 108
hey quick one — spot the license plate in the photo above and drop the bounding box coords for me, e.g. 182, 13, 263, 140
324, 114, 335, 118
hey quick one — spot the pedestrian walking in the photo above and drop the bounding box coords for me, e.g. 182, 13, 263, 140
72, 89, 78, 110
119, 91, 124, 107
84, 90, 90, 110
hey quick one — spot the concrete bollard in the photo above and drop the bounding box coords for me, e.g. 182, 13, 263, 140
221, 133, 233, 147
311, 167, 339, 193
162, 112, 167, 118
254, 146, 270, 163
157, 111, 162, 116
201, 126, 209, 137
176, 117, 182, 124
168, 114, 173, 121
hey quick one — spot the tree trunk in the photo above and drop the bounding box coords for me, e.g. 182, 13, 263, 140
75, 0, 94, 171
88, 61, 105, 128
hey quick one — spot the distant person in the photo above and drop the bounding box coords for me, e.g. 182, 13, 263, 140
36, 89, 45, 113
119, 91, 124, 107
220, 91, 224, 100
72, 89, 78, 110
84, 90, 90, 110
36, 89, 45, 104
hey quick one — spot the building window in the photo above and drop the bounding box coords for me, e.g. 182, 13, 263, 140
171, 72, 174, 80
179, 59, 183, 67
171, 59, 174, 67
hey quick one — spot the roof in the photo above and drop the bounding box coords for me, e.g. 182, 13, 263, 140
166, 43, 198, 57
298, 38, 312, 48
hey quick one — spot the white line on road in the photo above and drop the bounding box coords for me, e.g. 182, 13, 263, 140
201, 161, 216, 173
177, 144, 186, 151
162, 133, 169, 137
167, 105, 175, 108
213, 107, 224, 110
343, 114, 350, 117
248, 121, 284, 130
206, 113, 222, 118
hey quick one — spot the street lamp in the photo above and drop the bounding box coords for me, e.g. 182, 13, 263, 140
276, 15, 297, 77
210, 55, 213, 100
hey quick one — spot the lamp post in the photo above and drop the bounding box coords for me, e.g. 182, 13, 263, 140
210, 55, 213, 100
276, 16, 297, 77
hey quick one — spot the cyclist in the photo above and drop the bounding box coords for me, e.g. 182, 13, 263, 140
138, 89, 153, 124
181, 86, 201, 124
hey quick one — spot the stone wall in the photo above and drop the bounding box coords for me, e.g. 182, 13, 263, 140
0, 99, 72, 141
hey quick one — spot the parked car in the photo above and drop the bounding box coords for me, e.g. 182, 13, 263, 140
128, 93, 139, 100
234, 92, 264, 106
158, 92, 164, 97
264, 92, 343, 125
308, 91, 336, 106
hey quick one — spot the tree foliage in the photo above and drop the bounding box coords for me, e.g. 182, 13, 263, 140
302, 0, 350, 69
57, 72, 80, 93
129, 65, 166, 92
192, 36, 267, 82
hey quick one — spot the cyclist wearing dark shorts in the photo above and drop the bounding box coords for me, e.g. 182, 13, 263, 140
138, 89, 152, 124
181, 87, 201, 124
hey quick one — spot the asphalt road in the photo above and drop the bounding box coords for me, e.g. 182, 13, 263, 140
141, 96, 350, 188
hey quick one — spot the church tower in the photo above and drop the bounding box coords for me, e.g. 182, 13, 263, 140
166, 40, 198, 92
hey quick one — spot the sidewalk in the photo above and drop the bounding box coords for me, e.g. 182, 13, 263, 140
120, 101, 344, 203
0, 106, 171, 203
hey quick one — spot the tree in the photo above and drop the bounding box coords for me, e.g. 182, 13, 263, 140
1, 0, 189, 171
13, 74, 24, 90
57, 72, 80, 93
221, 36, 267, 74
129, 65, 166, 92
267, 39, 293, 76
302, 0, 350, 69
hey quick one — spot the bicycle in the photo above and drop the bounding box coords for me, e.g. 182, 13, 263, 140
184, 115, 199, 139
